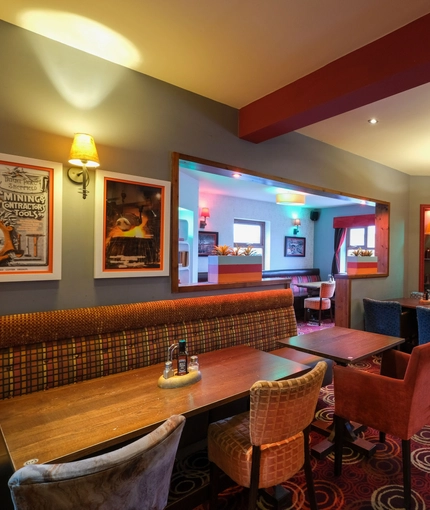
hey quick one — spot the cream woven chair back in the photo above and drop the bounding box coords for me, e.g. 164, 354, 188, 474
249, 361, 327, 446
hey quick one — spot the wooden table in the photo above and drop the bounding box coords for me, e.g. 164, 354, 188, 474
295, 280, 329, 295
388, 297, 430, 309
277, 327, 404, 458
0, 345, 309, 472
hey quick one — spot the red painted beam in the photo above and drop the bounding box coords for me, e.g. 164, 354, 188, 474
239, 14, 430, 143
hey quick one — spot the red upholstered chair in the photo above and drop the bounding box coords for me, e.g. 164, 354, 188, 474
333, 343, 430, 510
208, 362, 327, 510
304, 282, 335, 325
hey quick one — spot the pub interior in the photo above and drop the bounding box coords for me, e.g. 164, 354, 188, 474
1, 3, 430, 509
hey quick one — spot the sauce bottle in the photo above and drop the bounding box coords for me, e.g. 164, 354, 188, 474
177, 339, 188, 375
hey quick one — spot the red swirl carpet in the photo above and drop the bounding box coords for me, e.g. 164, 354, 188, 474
168, 321, 430, 509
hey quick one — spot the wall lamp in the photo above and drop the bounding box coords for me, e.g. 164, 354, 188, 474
68, 133, 100, 199
199, 207, 210, 229
293, 218, 301, 235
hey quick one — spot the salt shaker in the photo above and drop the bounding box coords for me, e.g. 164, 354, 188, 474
189, 355, 199, 372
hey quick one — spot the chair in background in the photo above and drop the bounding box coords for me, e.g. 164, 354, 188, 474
410, 291, 424, 299
333, 343, 430, 510
208, 362, 327, 510
363, 298, 414, 348
416, 306, 430, 344
304, 282, 336, 325
8, 414, 185, 510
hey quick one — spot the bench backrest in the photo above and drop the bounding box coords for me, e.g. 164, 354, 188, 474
0, 289, 296, 399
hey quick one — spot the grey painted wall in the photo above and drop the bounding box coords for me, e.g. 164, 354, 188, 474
0, 21, 418, 326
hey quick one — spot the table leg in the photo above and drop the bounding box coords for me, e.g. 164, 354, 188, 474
311, 419, 376, 459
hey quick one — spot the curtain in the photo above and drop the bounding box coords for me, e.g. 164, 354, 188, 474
332, 227, 346, 275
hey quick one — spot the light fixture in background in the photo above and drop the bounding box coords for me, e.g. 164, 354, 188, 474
199, 207, 210, 229
293, 218, 301, 235
276, 193, 305, 205
68, 133, 100, 199
368, 118, 378, 124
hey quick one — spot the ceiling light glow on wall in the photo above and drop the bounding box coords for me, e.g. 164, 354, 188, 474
276, 193, 305, 205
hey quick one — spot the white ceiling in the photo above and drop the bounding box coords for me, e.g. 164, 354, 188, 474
2, 0, 430, 176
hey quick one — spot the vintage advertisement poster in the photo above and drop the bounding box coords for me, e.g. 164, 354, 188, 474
94, 170, 170, 278
0, 154, 62, 281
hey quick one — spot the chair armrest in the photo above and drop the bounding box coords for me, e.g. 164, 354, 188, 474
380, 348, 410, 379
333, 365, 408, 433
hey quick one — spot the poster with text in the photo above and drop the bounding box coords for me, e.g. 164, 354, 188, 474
0, 154, 62, 281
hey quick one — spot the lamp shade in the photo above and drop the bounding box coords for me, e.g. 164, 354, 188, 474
201, 207, 210, 218
276, 193, 305, 205
68, 133, 100, 168
293, 218, 301, 226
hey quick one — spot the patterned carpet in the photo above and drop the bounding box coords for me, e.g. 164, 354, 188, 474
167, 321, 430, 509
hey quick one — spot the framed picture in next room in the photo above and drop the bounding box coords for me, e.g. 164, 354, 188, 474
198, 231, 218, 256
285, 236, 306, 257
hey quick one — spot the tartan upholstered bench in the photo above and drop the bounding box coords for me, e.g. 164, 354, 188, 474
0, 288, 324, 401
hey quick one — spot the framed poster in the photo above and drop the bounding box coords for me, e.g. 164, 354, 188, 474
285, 236, 306, 257
198, 231, 218, 256
0, 153, 62, 281
94, 170, 170, 278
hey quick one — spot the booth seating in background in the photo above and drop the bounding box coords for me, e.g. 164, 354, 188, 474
8, 415, 185, 510
197, 268, 322, 320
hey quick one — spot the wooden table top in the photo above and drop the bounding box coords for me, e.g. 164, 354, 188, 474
387, 297, 430, 309
0, 345, 309, 471
277, 326, 404, 365
294, 281, 329, 290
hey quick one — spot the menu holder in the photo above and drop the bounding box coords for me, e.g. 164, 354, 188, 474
158, 370, 201, 389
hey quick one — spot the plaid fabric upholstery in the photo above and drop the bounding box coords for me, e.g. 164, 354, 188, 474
207, 362, 327, 488
290, 275, 321, 297
0, 289, 297, 400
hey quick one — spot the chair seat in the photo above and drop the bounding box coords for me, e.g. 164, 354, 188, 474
304, 297, 332, 310
208, 412, 304, 489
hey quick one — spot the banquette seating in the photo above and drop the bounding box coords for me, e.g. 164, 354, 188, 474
0, 289, 333, 508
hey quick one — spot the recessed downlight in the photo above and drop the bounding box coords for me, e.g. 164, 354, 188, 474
368, 118, 378, 125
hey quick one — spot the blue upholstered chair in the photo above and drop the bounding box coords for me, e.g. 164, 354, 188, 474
363, 298, 408, 337
8, 414, 185, 510
416, 306, 430, 345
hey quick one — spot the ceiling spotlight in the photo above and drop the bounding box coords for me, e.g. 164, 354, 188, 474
232, 173, 242, 179
368, 118, 378, 125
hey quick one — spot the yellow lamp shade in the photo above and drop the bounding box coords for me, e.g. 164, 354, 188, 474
68, 133, 100, 168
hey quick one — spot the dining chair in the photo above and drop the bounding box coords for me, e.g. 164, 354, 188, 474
333, 343, 430, 510
410, 291, 424, 299
363, 297, 412, 340
304, 282, 335, 325
208, 362, 327, 510
416, 306, 430, 344
8, 414, 185, 510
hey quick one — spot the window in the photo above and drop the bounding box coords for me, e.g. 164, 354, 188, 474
346, 226, 375, 255
233, 219, 265, 261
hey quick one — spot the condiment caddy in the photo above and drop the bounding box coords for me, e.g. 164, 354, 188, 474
158, 339, 202, 388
